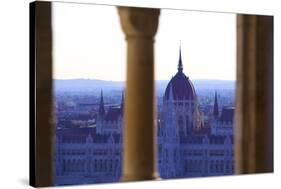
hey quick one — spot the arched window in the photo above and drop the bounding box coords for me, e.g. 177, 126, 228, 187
72, 159, 76, 172
186, 115, 189, 133
62, 159, 66, 172
110, 159, 113, 171
178, 116, 184, 134
104, 160, 107, 171
94, 159, 97, 171
178, 116, 184, 127
100, 159, 102, 171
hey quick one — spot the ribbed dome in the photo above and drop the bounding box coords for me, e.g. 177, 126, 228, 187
164, 72, 196, 101
164, 46, 196, 101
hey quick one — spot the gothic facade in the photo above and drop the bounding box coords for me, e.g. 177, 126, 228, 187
55, 48, 234, 185
55, 92, 123, 185
158, 48, 234, 178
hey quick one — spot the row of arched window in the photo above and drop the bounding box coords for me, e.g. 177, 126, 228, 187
61, 159, 85, 173
86, 159, 120, 172
182, 159, 234, 174
58, 158, 121, 176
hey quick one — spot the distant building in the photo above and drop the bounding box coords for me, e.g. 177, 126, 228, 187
211, 105, 234, 136
55, 47, 234, 185
55, 91, 123, 185
158, 47, 234, 178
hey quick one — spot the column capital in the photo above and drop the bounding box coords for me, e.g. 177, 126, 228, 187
117, 7, 160, 38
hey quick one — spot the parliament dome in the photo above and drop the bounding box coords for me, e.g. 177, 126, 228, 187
164, 48, 196, 101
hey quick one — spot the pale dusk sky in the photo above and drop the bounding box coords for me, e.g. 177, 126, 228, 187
52, 2, 236, 81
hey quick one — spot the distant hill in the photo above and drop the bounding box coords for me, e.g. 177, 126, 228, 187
54, 79, 125, 92
54, 79, 235, 93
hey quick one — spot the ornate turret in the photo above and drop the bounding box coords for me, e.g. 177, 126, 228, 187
99, 90, 105, 116
120, 91, 124, 113
213, 91, 219, 118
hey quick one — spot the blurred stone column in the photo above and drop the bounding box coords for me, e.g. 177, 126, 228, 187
235, 15, 273, 174
118, 7, 160, 181
30, 1, 54, 187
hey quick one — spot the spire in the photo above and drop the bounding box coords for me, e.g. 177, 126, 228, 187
213, 91, 219, 118
120, 91, 124, 113
178, 42, 183, 73
99, 90, 105, 116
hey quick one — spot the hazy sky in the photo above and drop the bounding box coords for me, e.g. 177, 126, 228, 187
53, 2, 236, 81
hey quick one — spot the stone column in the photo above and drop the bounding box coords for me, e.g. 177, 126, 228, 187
30, 1, 53, 187
235, 15, 273, 174
117, 7, 160, 181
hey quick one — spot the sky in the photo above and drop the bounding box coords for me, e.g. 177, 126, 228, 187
53, 2, 236, 81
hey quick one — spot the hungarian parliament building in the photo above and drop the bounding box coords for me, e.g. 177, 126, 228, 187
55, 49, 234, 185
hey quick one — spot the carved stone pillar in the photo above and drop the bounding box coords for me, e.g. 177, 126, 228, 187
117, 7, 160, 181
30, 1, 54, 187
235, 15, 273, 174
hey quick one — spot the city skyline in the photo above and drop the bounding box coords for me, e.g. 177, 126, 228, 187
53, 2, 236, 81
54, 45, 235, 185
